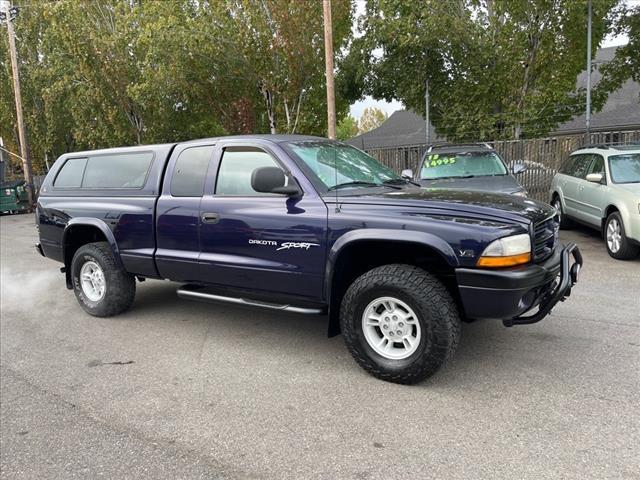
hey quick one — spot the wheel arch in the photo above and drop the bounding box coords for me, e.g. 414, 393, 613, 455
62, 218, 122, 288
325, 229, 460, 337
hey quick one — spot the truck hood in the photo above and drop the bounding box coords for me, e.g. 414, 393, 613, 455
332, 187, 554, 225
417, 174, 524, 194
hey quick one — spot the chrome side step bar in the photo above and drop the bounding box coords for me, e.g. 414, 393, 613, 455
176, 287, 325, 315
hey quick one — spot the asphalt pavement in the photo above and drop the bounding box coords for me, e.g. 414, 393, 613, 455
1, 213, 638, 479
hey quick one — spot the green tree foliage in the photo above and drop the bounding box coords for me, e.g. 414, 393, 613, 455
0, 0, 353, 173
358, 106, 387, 133
336, 114, 359, 140
344, 0, 621, 141
596, 3, 640, 101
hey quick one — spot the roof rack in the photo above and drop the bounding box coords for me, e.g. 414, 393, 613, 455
427, 142, 493, 152
576, 143, 640, 151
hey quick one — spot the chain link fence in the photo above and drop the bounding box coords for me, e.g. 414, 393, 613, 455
364, 129, 640, 202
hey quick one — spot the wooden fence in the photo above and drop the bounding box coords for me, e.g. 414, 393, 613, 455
364, 129, 640, 202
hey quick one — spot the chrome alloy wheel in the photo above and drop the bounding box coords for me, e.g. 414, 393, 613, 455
361, 296, 421, 360
606, 217, 623, 253
80, 260, 106, 302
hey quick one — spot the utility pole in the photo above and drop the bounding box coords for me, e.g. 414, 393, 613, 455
323, 0, 336, 139
585, 0, 592, 141
1, 0, 34, 206
425, 79, 430, 146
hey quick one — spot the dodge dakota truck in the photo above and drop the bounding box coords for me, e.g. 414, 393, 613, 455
36, 135, 582, 384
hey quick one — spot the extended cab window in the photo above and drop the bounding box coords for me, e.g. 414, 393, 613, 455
171, 146, 214, 196
216, 147, 281, 196
82, 152, 154, 188
54, 158, 87, 188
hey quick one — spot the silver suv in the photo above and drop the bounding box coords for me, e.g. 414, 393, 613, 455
550, 145, 640, 259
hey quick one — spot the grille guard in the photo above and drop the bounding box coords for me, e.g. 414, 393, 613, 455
503, 243, 583, 327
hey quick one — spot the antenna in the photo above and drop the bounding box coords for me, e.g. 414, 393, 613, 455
334, 143, 340, 213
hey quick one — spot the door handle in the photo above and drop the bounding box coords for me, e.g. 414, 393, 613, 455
201, 212, 220, 224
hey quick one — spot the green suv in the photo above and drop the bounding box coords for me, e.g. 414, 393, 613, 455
550, 145, 640, 260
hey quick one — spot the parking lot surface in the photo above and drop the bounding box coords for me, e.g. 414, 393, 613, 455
1, 213, 639, 479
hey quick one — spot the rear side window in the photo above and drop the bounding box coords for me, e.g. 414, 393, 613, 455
171, 146, 214, 197
215, 148, 281, 196
54, 158, 87, 188
82, 152, 154, 189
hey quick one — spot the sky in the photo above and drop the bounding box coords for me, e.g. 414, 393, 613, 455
348, 0, 638, 119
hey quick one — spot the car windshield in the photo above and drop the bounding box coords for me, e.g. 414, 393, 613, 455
608, 153, 640, 184
420, 151, 507, 179
286, 141, 401, 190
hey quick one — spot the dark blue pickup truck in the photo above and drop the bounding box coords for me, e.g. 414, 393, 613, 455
36, 135, 582, 384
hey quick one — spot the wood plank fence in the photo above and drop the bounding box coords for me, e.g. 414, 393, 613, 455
364, 129, 640, 202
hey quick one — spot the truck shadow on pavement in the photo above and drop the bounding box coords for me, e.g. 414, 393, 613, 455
130, 280, 566, 388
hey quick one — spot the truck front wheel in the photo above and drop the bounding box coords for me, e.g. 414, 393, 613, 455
340, 264, 461, 384
71, 242, 136, 317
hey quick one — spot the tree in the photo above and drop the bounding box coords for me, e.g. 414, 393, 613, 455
336, 115, 359, 140
344, 0, 621, 141
358, 107, 387, 133
0, 0, 355, 175
596, 4, 640, 103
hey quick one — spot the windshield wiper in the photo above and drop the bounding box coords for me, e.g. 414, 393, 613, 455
327, 181, 379, 191
327, 181, 402, 191
425, 175, 476, 180
383, 178, 420, 187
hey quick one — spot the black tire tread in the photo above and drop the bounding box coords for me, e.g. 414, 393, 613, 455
71, 242, 136, 317
340, 264, 461, 384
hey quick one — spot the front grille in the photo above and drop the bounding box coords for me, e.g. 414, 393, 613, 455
533, 214, 560, 262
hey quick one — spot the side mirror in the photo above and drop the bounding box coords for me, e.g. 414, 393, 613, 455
251, 166, 302, 197
512, 162, 527, 175
586, 173, 603, 184
401, 169, 414, 179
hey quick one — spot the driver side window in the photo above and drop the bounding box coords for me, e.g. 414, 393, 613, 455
215, 147, 284, 196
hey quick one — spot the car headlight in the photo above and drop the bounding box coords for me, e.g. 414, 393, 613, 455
512, 190, 527, 197
477, 233, 531, 268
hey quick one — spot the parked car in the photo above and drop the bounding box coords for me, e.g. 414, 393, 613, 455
35, 135, 582, 384
550, 144, 640, 260
404, 143, 528, 196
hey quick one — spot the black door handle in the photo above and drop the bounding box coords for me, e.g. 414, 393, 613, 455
201, 212, 220, 224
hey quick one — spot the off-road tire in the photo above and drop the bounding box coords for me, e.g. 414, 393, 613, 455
552, 195, 572, 229
605, 212, 639, 260
71, 242, 136, 317
340, 264, 461, 384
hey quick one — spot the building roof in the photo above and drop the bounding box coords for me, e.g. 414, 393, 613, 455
347, 47, 640, 149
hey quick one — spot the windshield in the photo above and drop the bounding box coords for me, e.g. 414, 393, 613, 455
286, 142, 401, 190
420, 151, 507, 179
608, 154, 640, 184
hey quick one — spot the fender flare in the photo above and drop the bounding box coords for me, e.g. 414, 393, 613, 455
62, 218, 123, 286
324, 229, 459, 336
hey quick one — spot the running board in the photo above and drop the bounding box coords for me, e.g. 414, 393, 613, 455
176, 286, 325, 315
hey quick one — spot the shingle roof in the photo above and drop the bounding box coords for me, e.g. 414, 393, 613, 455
347, 47, 640, 148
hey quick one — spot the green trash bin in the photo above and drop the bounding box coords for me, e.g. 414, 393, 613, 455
0, 180, 30, 214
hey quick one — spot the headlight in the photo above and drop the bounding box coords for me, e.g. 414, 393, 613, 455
512, 190, 527, 197
477, 233, 531, 268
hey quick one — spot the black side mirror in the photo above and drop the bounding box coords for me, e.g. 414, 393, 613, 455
251, 166, 302, 197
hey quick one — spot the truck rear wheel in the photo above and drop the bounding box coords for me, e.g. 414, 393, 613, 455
71, 242, 136, 317
340, 264, 461, 384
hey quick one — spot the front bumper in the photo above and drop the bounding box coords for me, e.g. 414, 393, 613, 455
456, 243, 582, 326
